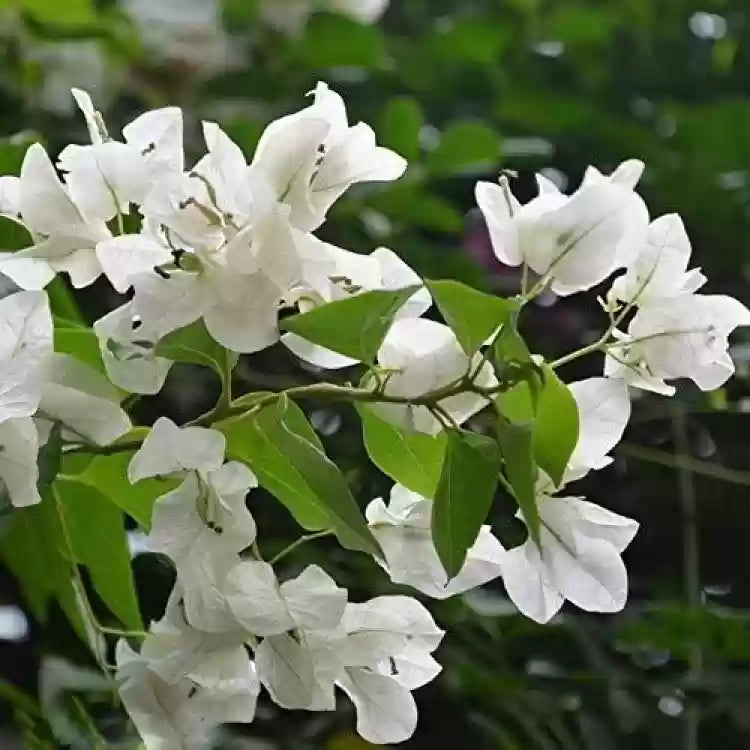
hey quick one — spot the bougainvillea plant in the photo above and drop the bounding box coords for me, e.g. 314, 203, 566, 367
0, 83, 747, 746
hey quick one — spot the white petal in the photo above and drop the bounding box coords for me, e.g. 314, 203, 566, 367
96, 234, 172, 293
0, 417, 40, 507
0, 291, 52, 420
546, 530, 630, 613
202, 270, 281, 354
371, 246, 431, 319
521, 181, 648, 295
39, 353, 131, 445
122, 106, 184, 176
255, 633, 316, 710
499, 542, 564, 624
342, 596, 443, 666
475, 180, 523, 266
128, 417, 226, 482
142, 592, 249, 688
19, 143, 82, 235
71, 87, 103, 144
94, 302, 172, 395
386, 645, 442, 690
131, 270, 208, 341
224, 561, 294, 636
568, 377, 630, 478
337, 667, 418, 745
545, 496, 638, 553
280, 565, 347, 631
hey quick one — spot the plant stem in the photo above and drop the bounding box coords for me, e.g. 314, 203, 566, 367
270, 530, 333, 565
617, 442, 750, 486
672, 406, 702, 750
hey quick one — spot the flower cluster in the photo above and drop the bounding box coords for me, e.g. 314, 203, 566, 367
0, 83, 747, 746
121, 419, 443, 746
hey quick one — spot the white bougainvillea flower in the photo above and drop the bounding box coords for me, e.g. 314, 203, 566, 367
129, 164, 301, 353
0, 144, 111, 290
141, 586, 250, 688
116, 640, 258, 750
366, 484, 504, 599
500, 496, 639, 623
372, 318, 496, 435
564, 377, 631, 482
283, 238, 431, 369
128, 417, 226, 482
475, 166, 649, 295
225, 562, 347, 637
251, 81, 406, 231
0, 291, 53, 422
605, 294, 750, 394
149, 462, 258, 632
608, 213, 706, 306
259, 0, 389, 35
254, 593, 442, 744
93, 302, 172, 395
37, 353, 131, 446
336, 596, 443, 744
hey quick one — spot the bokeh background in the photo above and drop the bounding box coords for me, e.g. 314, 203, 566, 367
2, 0, 750, 747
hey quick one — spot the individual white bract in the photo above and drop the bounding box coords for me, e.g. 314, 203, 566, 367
366, 484, 505, 599
607, 213, 706, 305
372, 318, 496, 435
565, 377, 631, 481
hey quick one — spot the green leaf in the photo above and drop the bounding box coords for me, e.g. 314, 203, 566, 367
300, 13, 385, 69
280, 287, 419, 365
358, 404, 446, 497
36, 423, 62, 493
372, 184, 464, 233
54, 326, 105, 375
224, 396, 381, 557
0, 492, 85, 641
496, 421, 540, 548
532, 365, 579, 487
427, 121, 501, 176
54, 478, 142, 630
70, 452, 178, 530
426, 279, 517, 355
428, 19, 510, 65
379, 98, 423, 160
222, 394, 330, 531
495, 381, 536, 425
22, 0, 97, 27
155, 319, 236, 380
493, 311, 533, 367
432, 430, 501, 579
47, 278, 83, 324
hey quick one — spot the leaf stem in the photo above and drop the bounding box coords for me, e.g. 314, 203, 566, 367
270, 530, 333, 565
